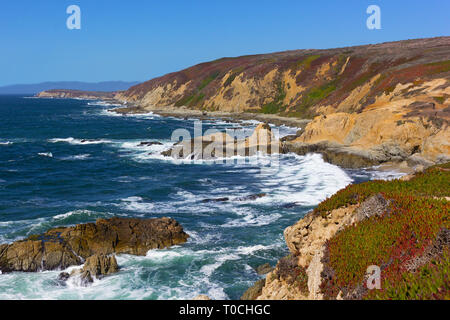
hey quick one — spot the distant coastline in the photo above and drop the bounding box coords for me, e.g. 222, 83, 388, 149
0, 81, 139, 95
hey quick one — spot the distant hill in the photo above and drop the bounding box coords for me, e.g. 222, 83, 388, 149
0, 81, 139, 94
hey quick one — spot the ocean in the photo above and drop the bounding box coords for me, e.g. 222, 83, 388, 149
0, 95, 403, 299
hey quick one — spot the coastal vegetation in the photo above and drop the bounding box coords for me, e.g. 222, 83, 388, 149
319, 163, 450, 299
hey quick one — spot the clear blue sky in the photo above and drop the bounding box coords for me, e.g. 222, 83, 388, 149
0, 0, 448, 86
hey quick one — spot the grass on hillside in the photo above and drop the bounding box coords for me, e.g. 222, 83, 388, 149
260, 81, 288, 114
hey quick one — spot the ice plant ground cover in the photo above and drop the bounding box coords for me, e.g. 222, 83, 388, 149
317, 163, 450, 299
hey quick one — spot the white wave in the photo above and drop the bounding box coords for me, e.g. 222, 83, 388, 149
274, 124, 299, 138
52, 209, 107, 220
0, 141, 13, 146
87, 101, 123, 107
363, 167, 407, 181
38, 152, 53, 158
49, 137, 112, 145
117, 140, 175, 162
100, 108, 161, 119
120, 196, 154, 213
240, 119, 261, 125
99, 109, 123, 117
255, 153, 353, 206
60, 154, 91, 161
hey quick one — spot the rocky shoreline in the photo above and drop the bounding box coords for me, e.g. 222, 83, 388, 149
112, 105, 437, 173
242, 164, 450, 300
0, 217, 189, 284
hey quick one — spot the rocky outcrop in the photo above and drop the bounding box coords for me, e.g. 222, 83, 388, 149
256, 194, 392, 300
0, 217, 189, 273
72, 254, 119, 285
294, 84, 450, 164
58, 254, 119, 286
255, 263, 274, 275
162, 123, 280, 160
241, 279, 266, 300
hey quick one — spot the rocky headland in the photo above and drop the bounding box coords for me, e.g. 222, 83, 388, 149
243, 163, 449, 300
36, 89, 117, 101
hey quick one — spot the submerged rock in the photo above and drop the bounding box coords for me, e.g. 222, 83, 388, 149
236, 193, 267, 202
57, 272, 70, 282
201, 197, 230, 203
0, 217, 189, 273
138, 141, 163, 147
200, 193, 267, 204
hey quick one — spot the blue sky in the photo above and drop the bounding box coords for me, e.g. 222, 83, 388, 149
0, 0, 448, 86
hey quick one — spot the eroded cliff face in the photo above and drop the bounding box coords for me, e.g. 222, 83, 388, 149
256, 205, 359, 300
296, 78, 450, 163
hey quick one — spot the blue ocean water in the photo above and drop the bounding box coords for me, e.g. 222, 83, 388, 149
0, 96, 401, 299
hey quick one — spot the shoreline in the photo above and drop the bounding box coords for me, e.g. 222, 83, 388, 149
110, 104, 421, 176
35, 95, 426, 174
111, 105, 312, 128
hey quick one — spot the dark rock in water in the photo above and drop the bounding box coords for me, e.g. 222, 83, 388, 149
201, 197, 230, 203
0, 217, 189, 273
282, 202, 299, 209
280, 135, 297, 142
80, 271, 94, 286
57, 272, 70, 282
255, 263, 274, 275
200, 193, 267, 204
236, 193, 267, 201
138, 141, 163, 147
241, 278, 265, 300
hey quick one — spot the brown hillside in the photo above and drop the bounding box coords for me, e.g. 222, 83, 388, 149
116, 37, 450, 119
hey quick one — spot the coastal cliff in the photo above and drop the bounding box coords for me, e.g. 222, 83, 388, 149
37, 37, 450, 167
245, 163, 449, 300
